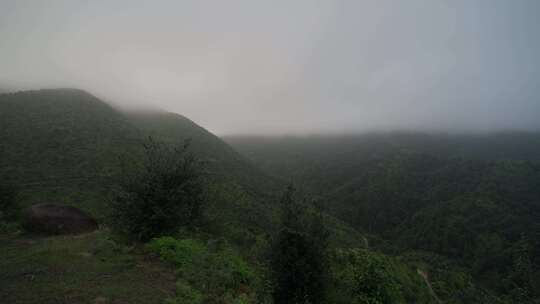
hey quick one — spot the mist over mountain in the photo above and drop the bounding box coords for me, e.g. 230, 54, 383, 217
0, 89, 277, 203
2, 0, 540, 134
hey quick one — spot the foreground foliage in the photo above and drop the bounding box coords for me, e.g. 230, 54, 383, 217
0, 178, 19, 221
329, 248, 433, 304
270, 185, 329, 304
147, 236, 260, 304
0, 178, 20, 233
110, 138, 205, 241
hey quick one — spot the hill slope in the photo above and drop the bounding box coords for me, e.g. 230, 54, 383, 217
126, 111, 279, 195
0, 90, 453, 303
225, 134, 540, 302
0, 89, 145, 215
0, 89, 278, 219
0, 89, 139, 182
0, 89, 368, 246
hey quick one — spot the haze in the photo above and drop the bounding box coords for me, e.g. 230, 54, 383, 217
1, 0, 539, 135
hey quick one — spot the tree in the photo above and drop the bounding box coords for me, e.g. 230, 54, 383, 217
509, 234, 533, 301
271, 185, 329, 304
110, 137, 205, 241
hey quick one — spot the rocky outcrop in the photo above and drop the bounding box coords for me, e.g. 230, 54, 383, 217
23, 204, 98, 234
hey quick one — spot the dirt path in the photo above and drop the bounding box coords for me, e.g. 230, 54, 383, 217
417, 268, 443, 304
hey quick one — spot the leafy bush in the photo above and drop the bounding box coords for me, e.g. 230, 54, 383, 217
0, 221, 21, 234
110, 138, 205, 241
329, 248, 432, 304
147, 236, 258, 304
0, 179, 19, 221
146, 236, 207, 268
165, 280, 203, 304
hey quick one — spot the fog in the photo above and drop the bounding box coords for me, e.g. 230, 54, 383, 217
1, 0, 539, 135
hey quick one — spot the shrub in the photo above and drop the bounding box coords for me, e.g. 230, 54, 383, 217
0, 179, 19, 221
110, 138, 205, 241
329, 248, 401, 304
328, 248, 438, 304
147, 236, 258, 304
0, 221, 21, 234
165, 280, 203, 304
146, 236, 207, 268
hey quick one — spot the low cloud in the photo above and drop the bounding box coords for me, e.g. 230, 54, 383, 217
1, 0, 539, 134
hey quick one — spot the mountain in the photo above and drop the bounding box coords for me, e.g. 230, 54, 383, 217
225, 134, 540, 302
0, 89, 139, 180
124, 110, 287, 244
0, 89, 278, 220
0, 89, 144, 214
0, 89, 364, 247
126, 111, 279, 196
4, 89, 515, 303
225, 133, 540, 183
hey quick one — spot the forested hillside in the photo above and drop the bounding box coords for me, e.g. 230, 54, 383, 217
3, 89, 538, 302
226, 134, 540, 302
0, 90, 369, 244
0, 89, 436, 303
0, 90, 271, 215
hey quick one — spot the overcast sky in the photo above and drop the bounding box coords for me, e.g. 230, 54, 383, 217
1, 1, 539, 135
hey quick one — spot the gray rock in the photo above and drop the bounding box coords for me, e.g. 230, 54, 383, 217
23, 204, 98, 234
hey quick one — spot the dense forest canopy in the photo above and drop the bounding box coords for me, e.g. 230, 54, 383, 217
226, 134, 540, 302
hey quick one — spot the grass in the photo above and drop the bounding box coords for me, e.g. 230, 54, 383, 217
0, 230, 175, 304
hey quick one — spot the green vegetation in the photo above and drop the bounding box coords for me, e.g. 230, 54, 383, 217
0, 178, 19, 220
2, 89, 539, 303
227, 134, 540, 303
270, 185, 329, 304
0, 89, 280, 244
0, 89, 277, 221
127, 111, 280, 196
0, 230, 176, 303
110, 138, 205, 241
147, 236, 260, 304
0, 178, 20, 233
329, 248, 432, 304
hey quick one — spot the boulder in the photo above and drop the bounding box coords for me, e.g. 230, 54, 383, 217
23, 203, 98, 234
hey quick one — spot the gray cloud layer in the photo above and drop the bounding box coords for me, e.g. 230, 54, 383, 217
1, 0, 539, 134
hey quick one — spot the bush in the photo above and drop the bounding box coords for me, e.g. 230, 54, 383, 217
147, 236, 258, 304
0, 221, 21, 234
110, 138, 205, 241
0, 179, 19, 221
329, 248, 437, 304
146, 236, 207, 268
165, 280, 203, 304
329, 248, 402, 304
